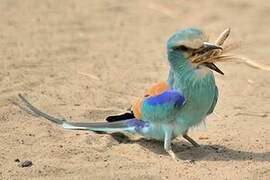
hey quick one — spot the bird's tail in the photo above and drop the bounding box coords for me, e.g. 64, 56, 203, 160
16, 94, 147, 133
62, 119, 140, 132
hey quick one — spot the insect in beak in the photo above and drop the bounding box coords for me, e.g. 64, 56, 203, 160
193, 42, 224, 75
194, 42, 222, 54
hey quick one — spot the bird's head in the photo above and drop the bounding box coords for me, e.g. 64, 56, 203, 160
167, 28, 224, 75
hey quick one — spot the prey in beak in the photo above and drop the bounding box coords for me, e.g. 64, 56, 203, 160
192, 42, 224, 75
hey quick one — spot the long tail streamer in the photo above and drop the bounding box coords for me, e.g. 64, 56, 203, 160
17, 94, 145, 133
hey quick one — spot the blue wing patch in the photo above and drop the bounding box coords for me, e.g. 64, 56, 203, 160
141, 90, 186, 122
145, 90, 185, 106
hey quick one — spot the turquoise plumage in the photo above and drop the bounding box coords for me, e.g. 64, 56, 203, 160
18, 28, 225, 161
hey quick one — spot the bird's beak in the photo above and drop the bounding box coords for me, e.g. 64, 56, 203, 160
197, 42, 223, 54
202, 62, 224, 75
198, 42, 224, 75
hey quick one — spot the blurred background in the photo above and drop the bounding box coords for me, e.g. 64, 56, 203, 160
0, 0, 269, 179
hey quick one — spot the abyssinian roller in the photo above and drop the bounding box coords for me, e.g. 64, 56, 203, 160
18, 28, 233, 161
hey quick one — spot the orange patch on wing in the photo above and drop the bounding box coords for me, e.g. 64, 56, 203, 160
132, 81, 171, 120
146, 81, 170, 96
132, 97, 144, 119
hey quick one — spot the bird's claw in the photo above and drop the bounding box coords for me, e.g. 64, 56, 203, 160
167, 150, 195, 164
167, 149, 177, 161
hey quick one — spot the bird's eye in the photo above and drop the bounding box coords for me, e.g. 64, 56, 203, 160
173, 45, 189, 52
179, 45, 188, 51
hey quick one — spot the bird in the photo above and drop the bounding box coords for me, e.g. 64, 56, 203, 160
18, 28, 228, 161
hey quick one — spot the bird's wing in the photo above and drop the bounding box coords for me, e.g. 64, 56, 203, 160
207, 85, 219, 115
145, 81, 171, 97
132, 81, 171, 119
106, 81, 171, 122
138, 90, 186, 122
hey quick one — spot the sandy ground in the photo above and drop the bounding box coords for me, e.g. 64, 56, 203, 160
0, 0, 270, 179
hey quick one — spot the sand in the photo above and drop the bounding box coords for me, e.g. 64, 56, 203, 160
0, 0, 269, 179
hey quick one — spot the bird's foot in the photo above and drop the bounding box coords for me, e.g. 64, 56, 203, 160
167, 150, 190, 163
167, 149, 177, 161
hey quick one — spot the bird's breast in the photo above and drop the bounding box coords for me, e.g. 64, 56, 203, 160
174, 72, 217, 129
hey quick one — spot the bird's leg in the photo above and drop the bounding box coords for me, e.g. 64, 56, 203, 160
164, 126, 177, 161
183, 133, 200, 147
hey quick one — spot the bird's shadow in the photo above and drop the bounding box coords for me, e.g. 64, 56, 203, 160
109, 132, 270, 162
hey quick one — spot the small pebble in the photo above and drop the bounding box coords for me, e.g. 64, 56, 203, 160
14, 158, 20, 163
18, 160, 33, 168
198, 136, 209, 140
